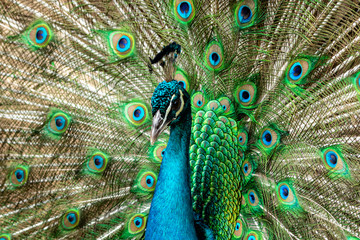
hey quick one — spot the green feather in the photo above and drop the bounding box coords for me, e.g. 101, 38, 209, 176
15, 20, 54, 50
61, 208, 81, 230
120, 213, 147, 239
204, 41, 225, 71
320, 146, 350, 179
173, 0, 196, 24
132, 167, 158, 198
234, 0, 259, 29
84, 150, 110, 175
275, 181, 301, 211
121, 100, 150, 127
43, 109, 72, 140
9, 165, 29, 188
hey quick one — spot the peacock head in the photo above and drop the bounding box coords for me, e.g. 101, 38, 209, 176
150, 80, 190, 144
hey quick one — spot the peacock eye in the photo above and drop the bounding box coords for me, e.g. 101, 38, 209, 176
242, 160, 252, 182
238, 5, 252, 23
174, 0, 195, 23
192, 92, 207, 109
48, 111, 71, 135
117, 36, 131, 52
246, 232, 259, 240
208, 101, 221, 111
209, 52, 220, 66
145, 175, 154, 188
87, 152, 109, 174
55, 116, 65, 130
139, 171, 157, 191
240, 90, 251, 102
277, 182, 296, 205
286, 59, 311, 84
205, 42, 224, 70
62, 209, 80, 230
243, 162, 250, 175
235, 83, 257, 107
260, 128, 279, 149
235, 0, 258, 29
289, 62, 302, 80
129, 214, 147, 234
326, 151, 338, 168
29, 23, 52, 48
262, 130, 272, 145
249, 192, 255, 203
237, 130, 248, 146
321, 147, 348, 174
94, 156, 103, 168
15, 170, 24, 182
178, 1, 191, 18
133, 107, 145, 121
35, 27, 47, 44
219, 97, 232, 114
233, 219, 244, 238
247, 190, 259, 207
280, 185, 289, 198
110, 31, 135, 58
125, 102, 149, 126
134, 217, 143, 228
10, 166, 29, 187
67, 213, 76, 224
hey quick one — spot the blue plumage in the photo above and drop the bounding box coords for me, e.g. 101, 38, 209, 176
147, 80, 197, 239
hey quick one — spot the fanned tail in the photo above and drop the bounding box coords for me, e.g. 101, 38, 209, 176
1, 0, 360, 239
235, 1, 360, 239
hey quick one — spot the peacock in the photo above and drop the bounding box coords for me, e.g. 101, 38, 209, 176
1, 0, 360, 239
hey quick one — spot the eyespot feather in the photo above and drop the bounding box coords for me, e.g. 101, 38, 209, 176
235, 0, 258, 29
205, 42, 224, 71
174, 0, 195, 24
9, 165, 29, 187
61, 209, 80, 230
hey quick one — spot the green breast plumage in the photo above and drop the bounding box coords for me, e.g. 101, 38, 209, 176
189, 96, 243, 239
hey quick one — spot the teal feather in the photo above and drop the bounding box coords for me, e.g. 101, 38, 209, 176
1, 0, 360, 239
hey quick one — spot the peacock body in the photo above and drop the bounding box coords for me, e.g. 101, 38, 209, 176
0, 0, 360, 239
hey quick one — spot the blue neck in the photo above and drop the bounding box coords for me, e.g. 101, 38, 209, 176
145, 110, 197, 240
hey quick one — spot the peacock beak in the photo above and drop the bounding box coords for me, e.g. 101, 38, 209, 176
150, 110, 172, 145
